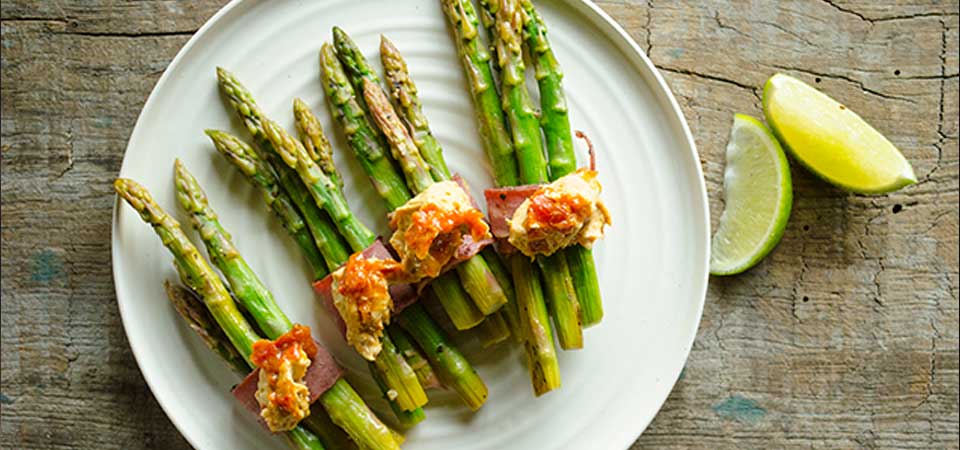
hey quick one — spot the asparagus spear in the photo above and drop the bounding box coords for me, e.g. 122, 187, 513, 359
318, 44, 410, 210
293, 98, 344, 189
440, 0, 519, 187
115, 178, 259, 358
320, 42, 485, 330
388, 326, 440, 389
362, 78, 435, 194
480, 248, 521, 343
175, 160, 427, 413
379, 36, 451, 182
397, 304, 488, 410
216, 68, 350, 271
510, 253, 560, 396
520, 0, 603, 326
163, 281, 250, 374
537, 253, 582, 349
116, 178, 397, 450
292, 100, 490, 410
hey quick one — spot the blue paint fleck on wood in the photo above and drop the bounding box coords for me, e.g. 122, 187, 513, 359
31, 249, 63, 283
0, 393, 12, 405
713, 394, 765, 424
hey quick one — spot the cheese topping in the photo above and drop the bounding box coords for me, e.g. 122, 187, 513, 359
508, 168, 611, 257
250, 325, 317, 432
389, 180, 491, 280
331, 253, 404, 361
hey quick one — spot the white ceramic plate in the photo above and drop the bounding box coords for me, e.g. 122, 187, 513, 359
111, 0, 709, 449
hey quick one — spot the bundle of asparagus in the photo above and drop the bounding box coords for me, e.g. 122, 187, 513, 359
442, 0, 606, 396
322, 30, 514, 343
210, 69, 488, 415
114, 176, 398, 450
214, 68, 430, 424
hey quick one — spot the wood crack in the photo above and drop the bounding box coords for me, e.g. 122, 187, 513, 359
656, 66, 761, 98
817, 0, 958, 24
769, 64, 917, 103
54, 29, 197, 38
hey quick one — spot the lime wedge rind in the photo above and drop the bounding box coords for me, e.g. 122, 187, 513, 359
710, 114, 793, 276
762, 73, 917, 195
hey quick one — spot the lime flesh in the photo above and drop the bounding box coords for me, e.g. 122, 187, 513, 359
763, 73, 916, 194
710, 114, 793, 276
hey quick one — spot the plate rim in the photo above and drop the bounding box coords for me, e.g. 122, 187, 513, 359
110, 0, 710, 448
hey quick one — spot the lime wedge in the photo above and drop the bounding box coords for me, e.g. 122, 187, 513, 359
710, 114, 793, 276
763, 73, 916, 194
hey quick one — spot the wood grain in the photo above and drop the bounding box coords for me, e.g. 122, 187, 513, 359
1, 1, 957, 449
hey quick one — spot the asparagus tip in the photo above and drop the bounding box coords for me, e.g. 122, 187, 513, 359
332, 25, 347, 41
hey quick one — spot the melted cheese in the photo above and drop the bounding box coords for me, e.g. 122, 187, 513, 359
250, 325, 316, 432
254, 350, 311, 432
508, 169, 611, 257
389, 180, 491, 280
331, 253, 403, 361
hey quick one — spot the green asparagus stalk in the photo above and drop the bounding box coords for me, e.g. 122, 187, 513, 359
485, 0, 548, 184
568, 246, 603, 325
293, 100, 489, 411
440, 0, 519, 187
205, 130, 328, 279
361, 78, 435, 194
472, 308, 511, 348
371, 334, 429, 411
117, 178, 396, 450
429, 271, 484, 329
379, 36, 451, 182
537, 253, 582, 349
480, 247, 521, 342
216, 68, 351, 271
369, 362, 427, 428
376, 37, 517, 324
520, 0, 603, 326
509, 253, 560, 396
287, 428, 327, 450
320, 42, 486, 330
319, 44, 411, 210
388, 326, 440, 389
163, 281, 250, 374
262, 118, 378, 252
319, 379, 400, 450
398, 304, 489, 410
293, 98, 344, 189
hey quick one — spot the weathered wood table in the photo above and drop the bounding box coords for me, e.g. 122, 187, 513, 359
2, 1, 957, 448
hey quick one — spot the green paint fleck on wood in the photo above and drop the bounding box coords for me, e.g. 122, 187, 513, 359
31, 249, 63, 283
713, 394, 765, 424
